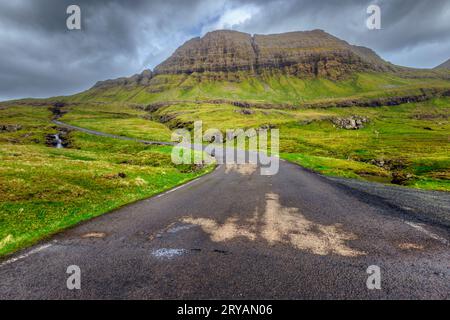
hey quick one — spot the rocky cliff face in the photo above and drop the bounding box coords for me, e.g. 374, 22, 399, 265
154, 29, 393, 79
92, 29, 395, 89
93, 69, 153, 89
155, 30, 257, 74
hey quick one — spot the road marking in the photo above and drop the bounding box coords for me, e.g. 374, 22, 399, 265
155, 165, 222, 199
0, 244, 53, 268
155, 177, 201, 199
404, 221, 449, 245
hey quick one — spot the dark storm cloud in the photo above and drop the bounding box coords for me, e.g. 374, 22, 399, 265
0, 0, 449, 101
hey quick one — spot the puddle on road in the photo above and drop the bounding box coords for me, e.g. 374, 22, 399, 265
182, 193, 365, 257
151, 248, 187, 259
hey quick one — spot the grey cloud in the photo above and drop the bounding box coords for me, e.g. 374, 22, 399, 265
0, 0, 449, 101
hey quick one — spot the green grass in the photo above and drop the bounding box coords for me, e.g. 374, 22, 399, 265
151, 97, 450, 191
0, 105, 213, 257
67, 72, 450, 105
60, 103, 173, 142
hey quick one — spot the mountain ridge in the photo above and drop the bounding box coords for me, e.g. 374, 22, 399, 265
93, 29, 396, 89
153, 29, 394, 76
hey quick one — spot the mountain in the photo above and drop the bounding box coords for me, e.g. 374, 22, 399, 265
154, 29, 394, 77
435, 58, 450, 69
73, 29, 449, 106
95, 29, 393, 89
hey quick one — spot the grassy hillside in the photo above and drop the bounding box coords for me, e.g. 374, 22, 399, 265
67, 72, 450, 105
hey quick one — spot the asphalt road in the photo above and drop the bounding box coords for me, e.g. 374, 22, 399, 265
0, 123, 449, 299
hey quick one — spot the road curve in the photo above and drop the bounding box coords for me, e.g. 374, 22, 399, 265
52, 120, 175, 146
0, 122, 449, 299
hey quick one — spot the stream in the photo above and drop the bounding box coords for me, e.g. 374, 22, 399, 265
54, 134, 63, 148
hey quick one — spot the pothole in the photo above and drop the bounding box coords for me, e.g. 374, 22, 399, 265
213, 249, 230, 255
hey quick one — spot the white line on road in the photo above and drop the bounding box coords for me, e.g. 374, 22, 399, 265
405, 221, 449, 245
155, 178, 200, 199
0, 244, 53, 268
155, 165, 222, 199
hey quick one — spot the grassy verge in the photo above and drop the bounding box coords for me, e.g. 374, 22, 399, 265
0, 105, 213, 257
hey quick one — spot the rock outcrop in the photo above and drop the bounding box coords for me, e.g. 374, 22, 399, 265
331, 115, 369, 130
93, 69, 153, 89
0, 124, 22, 132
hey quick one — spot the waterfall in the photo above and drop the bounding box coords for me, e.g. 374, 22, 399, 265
54, 134, 63, 148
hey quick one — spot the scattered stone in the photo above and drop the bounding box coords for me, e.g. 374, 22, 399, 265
369, 158, 406, 171
236, 108, 254, 115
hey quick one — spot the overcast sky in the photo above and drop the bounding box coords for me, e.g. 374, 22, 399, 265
1, 0, 449, 101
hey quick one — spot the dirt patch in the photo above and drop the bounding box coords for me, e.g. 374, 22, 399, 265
182, 216, 257, 242
225, 164, 257, 176
182, 193, 365, 257
81, 232, 106, 239
398, 243, 425, 251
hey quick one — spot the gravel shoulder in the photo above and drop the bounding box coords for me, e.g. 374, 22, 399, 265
327, 176, 450, 228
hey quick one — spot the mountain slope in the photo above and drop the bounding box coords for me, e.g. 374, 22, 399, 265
435, 58, 450, 69
79, 29, 450, 107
